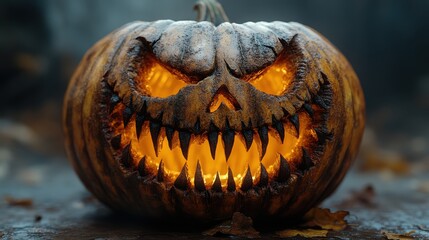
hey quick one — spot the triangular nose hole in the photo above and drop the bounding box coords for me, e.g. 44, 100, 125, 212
208, 85, 242, 113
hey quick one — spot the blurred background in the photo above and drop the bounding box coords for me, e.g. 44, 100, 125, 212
1, 0, 429, 238
1, 0, 429, 168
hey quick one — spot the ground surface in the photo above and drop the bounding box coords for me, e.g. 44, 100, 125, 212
1, 141, 429, 240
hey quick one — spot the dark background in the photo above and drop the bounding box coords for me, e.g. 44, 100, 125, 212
1, 1, 429, 238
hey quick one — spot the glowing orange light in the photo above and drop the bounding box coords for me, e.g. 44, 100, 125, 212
110, 103, 315, 189
136, 59, 189, 98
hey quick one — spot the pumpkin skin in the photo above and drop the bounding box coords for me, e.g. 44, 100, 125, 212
63, 19, 365, 221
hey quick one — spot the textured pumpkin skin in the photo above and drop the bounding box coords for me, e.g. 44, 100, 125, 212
63, 20, 365, 221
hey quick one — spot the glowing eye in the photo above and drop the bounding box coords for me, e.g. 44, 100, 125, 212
247, 56, 294, 96
136, 58, 189, 98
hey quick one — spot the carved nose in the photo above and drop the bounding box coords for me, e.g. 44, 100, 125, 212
208, 85, 241, 113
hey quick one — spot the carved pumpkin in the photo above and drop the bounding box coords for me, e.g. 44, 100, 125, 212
63, 0, 365, 221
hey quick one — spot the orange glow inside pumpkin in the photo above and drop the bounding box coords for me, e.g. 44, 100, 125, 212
110, 104, 316, 188
247, 57, 294, 96
136, 58, 189, 98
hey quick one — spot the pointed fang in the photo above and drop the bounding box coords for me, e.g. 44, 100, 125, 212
222, 130, 234, 161
227, 168, 236, 192
121, 143, 132, 168
149, 121, 161, 155
289, 115, 300, 137
272, 115, 285, 143
135, 113, 145, 138
278, 155, 291, 182
301, 148, 314, 171
258, 125, 269, 159
194, 161, 206, 192
165, 126, 174, 150
137, 157, 147, 177
208, 131, 218, 160
123, 106, 133, 127
211, 173, 222, 192
179, 131, 191, 160
258, 163, 269, 187
174, 164, 188, 190
241, 167, 253, 191
157, 160, 164, 182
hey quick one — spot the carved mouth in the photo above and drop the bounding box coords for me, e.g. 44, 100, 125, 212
105, 78, 332, 192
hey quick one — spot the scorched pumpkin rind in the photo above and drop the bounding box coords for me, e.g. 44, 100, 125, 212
63, 18, 365, 221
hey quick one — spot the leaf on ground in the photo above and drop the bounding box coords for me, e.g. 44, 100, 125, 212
276, 229, 328, 238
203, 212, 260, 238
4, 196, 33, 207
337, 184, 376, 208
382, 230, 415, 240
302, 208, 349, 231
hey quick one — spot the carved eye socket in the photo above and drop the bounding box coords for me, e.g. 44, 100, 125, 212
247, 55, 294, 96
136, 58, 190, 98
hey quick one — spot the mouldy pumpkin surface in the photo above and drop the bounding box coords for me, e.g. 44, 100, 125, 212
63, 0, 365, 221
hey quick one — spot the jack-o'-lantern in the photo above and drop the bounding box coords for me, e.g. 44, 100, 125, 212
63, 0, 365, 221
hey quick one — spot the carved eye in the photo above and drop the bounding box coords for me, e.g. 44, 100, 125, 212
136, 57, 190, 98
247, 55, 294, 96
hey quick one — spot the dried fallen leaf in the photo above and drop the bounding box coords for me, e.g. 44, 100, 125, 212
276, 229, 328, 238
337, 184, 376, 208
382, 230, 415, 240
302, 208, 349, 231
4, 196, 33, 207
203, 212, 260, 238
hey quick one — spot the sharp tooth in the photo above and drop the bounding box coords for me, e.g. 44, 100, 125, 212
208, 121, 218, 159
241, 121, 253, 151
157, 160, 164, 182
135, 113, 145, 138
165, 126, 175, 150
123, 106, 133, 127
174, 163, 189, 190
179, 130, 191, 160
208, 133, 218, 160
227, 167, 236, 192
241, 167, 253, 191
137, 156, 147, 176
258, 125, 269, 160
272, 115, 285, 143
149, 121, 161, 155
300, 148, 314, 171
314, 95, 328, 110
211, 172, 222, 192
136, 101, 147, 138
109, 94, 120, 113
194, 161, 206, 192
110, 134, 122, 150
278, 155, 291, 182
303, 103, 314, 118
258, 163, 268, 187
315, 128, 332, 144
222, 119, 234, 161
193, 118, 201, 135
289, 115, 300, 137
121, 143, 132, 168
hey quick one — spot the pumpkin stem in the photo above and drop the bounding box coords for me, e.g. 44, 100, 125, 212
194, 0, 229, 26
